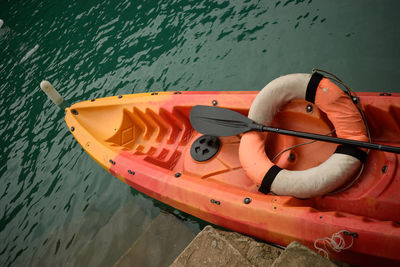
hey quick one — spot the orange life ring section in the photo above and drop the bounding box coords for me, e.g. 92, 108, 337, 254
239, 73, 369, 198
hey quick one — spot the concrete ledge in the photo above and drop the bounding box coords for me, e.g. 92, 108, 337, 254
271, 241, 338, 267
171, 226, 282, 267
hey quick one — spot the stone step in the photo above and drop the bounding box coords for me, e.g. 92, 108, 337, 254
68, 200, 154, 267
31, 205, 114, 266
171, 225, 283, 267
171, 226, 346, 267
272, 241, 349, 267
115, 211, 196, 267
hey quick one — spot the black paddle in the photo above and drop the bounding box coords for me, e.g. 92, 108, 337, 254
190, 105, 400, 154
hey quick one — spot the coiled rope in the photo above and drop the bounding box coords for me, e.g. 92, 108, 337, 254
314, 230, 355, 259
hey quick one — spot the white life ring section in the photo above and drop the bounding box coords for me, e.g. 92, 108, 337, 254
239, 73, 369, 198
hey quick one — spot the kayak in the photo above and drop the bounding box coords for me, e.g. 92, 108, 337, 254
65, 90, 400, 266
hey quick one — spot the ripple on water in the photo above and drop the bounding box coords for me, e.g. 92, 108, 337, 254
1, 0, 400, 266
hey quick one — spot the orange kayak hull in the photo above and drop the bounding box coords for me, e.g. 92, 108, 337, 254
65, 91, 400, 266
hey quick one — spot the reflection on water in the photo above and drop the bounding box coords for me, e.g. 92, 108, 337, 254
0, 0, 399, 266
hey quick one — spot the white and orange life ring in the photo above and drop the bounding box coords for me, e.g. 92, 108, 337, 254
239, 73, 369, 198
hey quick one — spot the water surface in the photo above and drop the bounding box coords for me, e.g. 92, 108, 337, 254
1, 0, 400, 266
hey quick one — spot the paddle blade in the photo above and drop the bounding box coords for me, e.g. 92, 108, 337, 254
190, 105, 255, 136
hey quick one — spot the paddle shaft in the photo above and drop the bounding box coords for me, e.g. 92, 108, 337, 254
189, 105, 400, 154
261, 125, 400, 153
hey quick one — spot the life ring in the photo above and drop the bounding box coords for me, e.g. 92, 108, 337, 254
239, 73, 369, 198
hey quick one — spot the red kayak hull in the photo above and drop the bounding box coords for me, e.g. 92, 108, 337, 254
65, 91, 400, 266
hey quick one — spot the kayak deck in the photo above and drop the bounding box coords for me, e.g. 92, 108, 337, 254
65, 91, 400, 265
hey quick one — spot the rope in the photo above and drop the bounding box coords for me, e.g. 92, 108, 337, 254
271, 129, 336, 163
314, 230, 355, 259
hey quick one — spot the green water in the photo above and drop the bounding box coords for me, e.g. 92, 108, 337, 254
1, 0, 400, 266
